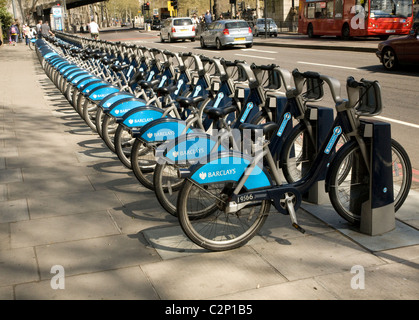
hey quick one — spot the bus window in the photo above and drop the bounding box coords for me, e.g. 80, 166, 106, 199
327, 1, 334, 18
335, 0, 343, 18
315, 2, 327, 18
307, 2, 316, 19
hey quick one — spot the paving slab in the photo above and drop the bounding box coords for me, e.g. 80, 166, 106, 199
0, 198, 29, 223
0, 247, 39, 286
213, 278, 338, 300
14, 266, 159, 300
302, 200, 419, 252
35, 234, 160, 279
250, 232, 386, 282
0, 286, 13, 300
314, 258, 419, 300
6, 175, 95, 200
141, 246, 287, 300
0, 168, 22, 184
27, 189, 122, 219
10, 211, 120, 248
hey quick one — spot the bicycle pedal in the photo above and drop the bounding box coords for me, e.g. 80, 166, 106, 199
292, 223, 305, 234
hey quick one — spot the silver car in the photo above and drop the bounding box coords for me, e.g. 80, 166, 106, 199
160, 17, 196, 42
253, 18, 278, 37
199, 20, 253, 50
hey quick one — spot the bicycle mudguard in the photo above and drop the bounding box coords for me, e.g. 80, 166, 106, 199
60, 65, 78, 75
98, 92, 136, 110
133, 118, 194, 142
186, 151, 273, 191
64, 68, 85, 80
69, 73, 92, 85
85, 84, 120, 102
107, 99, 149, 119
76, 77, 102, 90
156, 132, 228, 165
80, 81, 109, 95
119, 106, 166, 129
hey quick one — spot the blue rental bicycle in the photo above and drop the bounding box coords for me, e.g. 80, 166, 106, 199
175, 74, 412, 251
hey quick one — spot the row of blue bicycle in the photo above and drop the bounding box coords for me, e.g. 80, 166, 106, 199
34, 33, 412, 251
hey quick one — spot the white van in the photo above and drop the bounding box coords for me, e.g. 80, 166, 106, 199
160, 17, 196, 42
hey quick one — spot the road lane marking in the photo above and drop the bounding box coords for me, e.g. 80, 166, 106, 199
297, 61, 358, 70
235, 54, 275, 60
374, 116, 419, 129
195, 49, 222, 53
241, 48, 278, 54
169, 45, 188, 48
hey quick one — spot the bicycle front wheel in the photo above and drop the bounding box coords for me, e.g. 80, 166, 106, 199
177, 179, 271, 251
131, 138, 157, 190
153, 162, 188, 216
328, 139, 412, 224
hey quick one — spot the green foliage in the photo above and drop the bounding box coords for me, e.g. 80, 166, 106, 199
0, 4, 14, 39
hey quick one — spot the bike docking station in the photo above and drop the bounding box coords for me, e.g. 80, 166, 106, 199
333, 79, 395, 236
356, 119, 395, 236
301, 105, 334, 205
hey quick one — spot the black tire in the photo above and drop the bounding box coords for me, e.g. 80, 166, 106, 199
153, 162, 188, 216
130, 138, 157, 190
307, 24, 314, 38
328, 139, 412, 224
200, 37, 206, 48
101, 114, 118, 153
216, 38, 223, 50
114, 124, 135, 169
245, 43, 253, 48
382, 47, 398, 71
82, 99, 98, 131
280, 124, 317, 183
95, 107, 105, 138
341, 23, 351, 40
177, 179, 271, 251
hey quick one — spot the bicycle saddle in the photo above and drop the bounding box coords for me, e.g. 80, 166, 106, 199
156, 85, 178, 96
204, 104, 237, 120
138, 79, 160, 89
239, 122, 279, 136
111, 64, 130, 72
176, 96, 206, 110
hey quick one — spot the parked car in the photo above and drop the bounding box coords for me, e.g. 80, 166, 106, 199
253, 18, 278, 37
376, 27, 419, 70
199, 20, 253, 50
160, 17, 195, 42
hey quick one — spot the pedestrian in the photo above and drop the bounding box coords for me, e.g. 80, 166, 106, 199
204, 10, 212, 24
23, 24, 30, 45
36, 20, 42, 39
9, 22, 19, 46
218, 14, 223, 20
41, 21, 55, 38
191, 13, 199, 26
88, 19, 100, 40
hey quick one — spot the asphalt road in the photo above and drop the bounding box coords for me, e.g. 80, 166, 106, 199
97, 29, 419, 188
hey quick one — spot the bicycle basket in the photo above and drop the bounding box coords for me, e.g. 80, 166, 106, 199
355, 80, 382, 116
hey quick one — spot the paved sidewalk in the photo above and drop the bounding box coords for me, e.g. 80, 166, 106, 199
0, 42, 418, 301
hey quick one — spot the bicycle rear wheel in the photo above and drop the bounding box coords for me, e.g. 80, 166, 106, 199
328, 139, 412, 224
177, 179, 271, 251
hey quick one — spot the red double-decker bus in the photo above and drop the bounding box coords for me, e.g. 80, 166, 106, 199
298, 0, 414, 39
